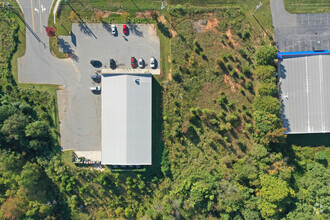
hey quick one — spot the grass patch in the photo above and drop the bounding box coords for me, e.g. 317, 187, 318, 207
285, 0, 330, 13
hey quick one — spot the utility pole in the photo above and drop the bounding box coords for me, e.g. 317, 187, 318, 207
252, 1, 262, 16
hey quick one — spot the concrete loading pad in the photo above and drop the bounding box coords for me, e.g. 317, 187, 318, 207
279, 54, 330, 134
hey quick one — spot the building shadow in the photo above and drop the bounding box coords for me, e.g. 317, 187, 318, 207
286, 133, 330, 147
145, 77, 164, 179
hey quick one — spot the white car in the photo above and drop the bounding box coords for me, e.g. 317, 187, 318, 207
111, 25, 116, 35
138, 58, 145, 68
90, 86, 101, 92
150, 57, 156, 69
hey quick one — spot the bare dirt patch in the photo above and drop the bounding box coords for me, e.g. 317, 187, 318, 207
192, 20, 207, 33
136, 11, 154, 19
224, 74, 238, 92
204, 18, 219, 33
158, 15, 167, 24
168, 55, 172, 80
226, 29, 239, 47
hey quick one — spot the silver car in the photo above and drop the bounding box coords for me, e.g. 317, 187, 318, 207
138, 58, 145, 68
90, 86, 101, 92
111, 25, 117, 35
150, 57, 156, 69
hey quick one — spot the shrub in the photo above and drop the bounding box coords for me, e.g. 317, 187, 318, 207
172, 71, 182, 82
242, 65, 250, 76
200, 52, 207, 60
243, 30, 250, 40
125, 208, 135, 218
193, 46, 199, 54
221, 54, 228, 62
69, 11, 78, 21
218, 92, 228, 105
239, 49, 248, 59
226, 63, 233, 71
95, 11, 103, 22
45, 26, 56, 37
245, 81, 253, 92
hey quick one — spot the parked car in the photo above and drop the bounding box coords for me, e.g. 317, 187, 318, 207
111, 25, 117, 35
90, 86, 101, 92
90, 60, 102, 68
150, 57, 156, 69
131, 57, 137, 68
110, 59, 116, 69
123, 24, 128, 35
91, 74, 101, 81
138, 58, 145, 68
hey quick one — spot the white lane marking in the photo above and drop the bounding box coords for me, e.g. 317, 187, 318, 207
305, 56, 311, 133
34, 8, 39, 13
41, 5, 46, 13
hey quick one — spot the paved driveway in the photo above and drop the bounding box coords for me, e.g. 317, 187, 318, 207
16, 0, 160, 161
271, 0, 330, 52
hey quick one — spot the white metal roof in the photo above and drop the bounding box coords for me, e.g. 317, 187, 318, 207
279, 55, 330, 134
101, 74, 152, 165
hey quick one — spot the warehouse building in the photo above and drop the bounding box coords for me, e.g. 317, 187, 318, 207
101, 74, 152, 165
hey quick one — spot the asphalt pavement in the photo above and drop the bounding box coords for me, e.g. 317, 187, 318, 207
271, 0, 330, 52
16, 0, 160, 161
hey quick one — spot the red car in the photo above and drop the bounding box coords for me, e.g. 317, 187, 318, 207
123, 24, 128, 35
131, 57, 137, 68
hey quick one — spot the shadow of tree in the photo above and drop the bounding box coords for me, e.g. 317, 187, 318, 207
129, 24, 144, 37
78, 22, 97, 39
102, 22, 112, 34
58, 38, 73, 53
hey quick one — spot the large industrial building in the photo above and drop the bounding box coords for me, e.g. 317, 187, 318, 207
278, 52, 330, 134
101, 74, 152, 165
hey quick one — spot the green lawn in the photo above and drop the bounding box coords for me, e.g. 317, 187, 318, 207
285, 0, 330, 13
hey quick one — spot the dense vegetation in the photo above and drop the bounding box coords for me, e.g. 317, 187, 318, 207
1, 2, 329, 220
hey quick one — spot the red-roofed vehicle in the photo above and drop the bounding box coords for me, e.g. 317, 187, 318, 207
123, 24, 128, 35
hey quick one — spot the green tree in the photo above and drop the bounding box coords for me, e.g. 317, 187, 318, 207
255, 46, 277, 66
17, 163, 45, 199
255, 65, 276, 81
257, 174, 294, 219
25, 121, 50, 138
257, 80, 277, 96
253, 96, 281, 116
1, 113, 29, 142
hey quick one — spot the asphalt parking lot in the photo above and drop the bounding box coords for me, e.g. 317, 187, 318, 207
57, 23, 160, 160
271, 0, 330, 52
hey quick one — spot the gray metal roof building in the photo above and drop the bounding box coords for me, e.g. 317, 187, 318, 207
279, 54, 330, 134
101, 74, 152, 165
